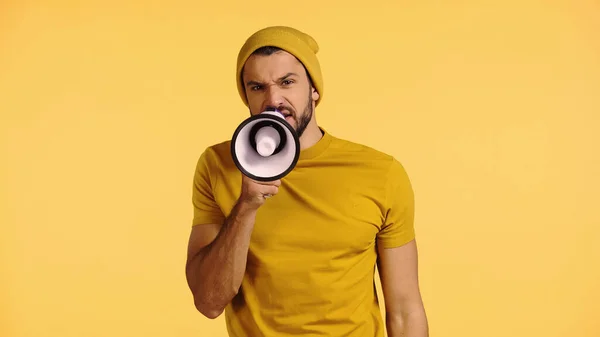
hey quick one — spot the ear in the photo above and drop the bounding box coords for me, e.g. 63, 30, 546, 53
311, 86, 320, 101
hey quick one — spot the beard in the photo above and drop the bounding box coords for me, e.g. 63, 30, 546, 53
294, 92, 313, 138
253, 89, 314, 138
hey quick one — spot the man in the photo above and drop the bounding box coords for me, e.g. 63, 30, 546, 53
185, 26, 428, 337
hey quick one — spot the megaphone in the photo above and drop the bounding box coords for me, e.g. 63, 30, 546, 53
231, 109, 300, 181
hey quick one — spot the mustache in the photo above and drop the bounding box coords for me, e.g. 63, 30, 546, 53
264, 105, 295, 117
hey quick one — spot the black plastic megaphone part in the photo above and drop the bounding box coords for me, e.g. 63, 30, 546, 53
231, 112, 300, 182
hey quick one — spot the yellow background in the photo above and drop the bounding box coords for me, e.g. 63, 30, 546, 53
2, 1, 599, 336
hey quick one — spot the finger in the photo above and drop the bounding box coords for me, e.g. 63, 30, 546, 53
263, 185, 279, 196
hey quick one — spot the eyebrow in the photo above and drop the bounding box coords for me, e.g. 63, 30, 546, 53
245, 72, 299, 87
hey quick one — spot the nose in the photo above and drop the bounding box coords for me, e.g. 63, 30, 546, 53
263, 85, 284, 111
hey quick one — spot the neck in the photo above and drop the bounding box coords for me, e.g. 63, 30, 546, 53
298, 122, 323, 151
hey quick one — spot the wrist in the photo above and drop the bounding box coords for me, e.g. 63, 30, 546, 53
234, 199, 259, 218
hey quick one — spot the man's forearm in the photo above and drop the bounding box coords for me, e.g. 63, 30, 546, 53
387, 310, 429, 337
186, 200, 257, 318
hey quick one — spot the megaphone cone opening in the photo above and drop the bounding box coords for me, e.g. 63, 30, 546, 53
248, 120, 287, 157
254, 126, 280, 156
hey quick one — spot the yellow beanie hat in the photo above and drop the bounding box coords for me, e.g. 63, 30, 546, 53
236, 26, 323, 107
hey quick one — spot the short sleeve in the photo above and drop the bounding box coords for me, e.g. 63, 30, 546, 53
191, 148, 226, 227
376, 158, 416, 248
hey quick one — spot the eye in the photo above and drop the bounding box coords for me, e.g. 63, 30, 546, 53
250, 85, 262, 91
282, 79, 294, 86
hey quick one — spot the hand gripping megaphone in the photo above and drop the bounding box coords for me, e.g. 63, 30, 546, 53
231, 109, 300, 181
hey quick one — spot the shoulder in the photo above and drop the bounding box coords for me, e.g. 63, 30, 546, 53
194, 140, 236, 174
328, 133, 412, 185
329, 133, 400, 168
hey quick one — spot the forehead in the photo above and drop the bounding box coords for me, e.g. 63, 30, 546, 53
242, 50, 306, 80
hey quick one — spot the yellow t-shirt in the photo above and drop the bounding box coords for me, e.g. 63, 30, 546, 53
192, 127, 416, 337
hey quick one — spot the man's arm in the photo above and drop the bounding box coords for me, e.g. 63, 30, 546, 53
185, 200, 257, 319
377, 239, 429, 337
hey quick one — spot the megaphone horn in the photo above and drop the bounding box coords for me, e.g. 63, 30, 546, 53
231, 110, 300, 182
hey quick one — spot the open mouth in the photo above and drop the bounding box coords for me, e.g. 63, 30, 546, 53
279, 111, 292, 119
270, 108, 293, 121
